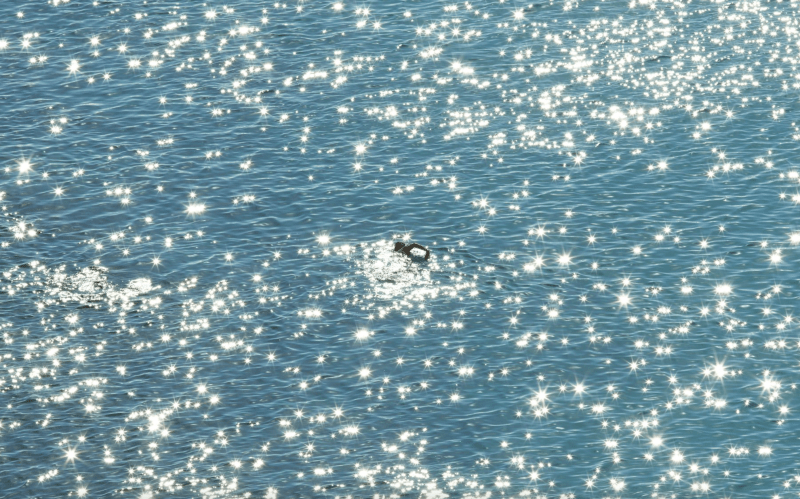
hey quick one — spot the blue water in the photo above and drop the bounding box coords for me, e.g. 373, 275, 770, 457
2, 0, 800, 497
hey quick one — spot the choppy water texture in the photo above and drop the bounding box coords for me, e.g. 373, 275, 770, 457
3, 0, 800, 497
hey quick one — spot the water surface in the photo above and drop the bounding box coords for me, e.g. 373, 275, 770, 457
2, 0, 800, 497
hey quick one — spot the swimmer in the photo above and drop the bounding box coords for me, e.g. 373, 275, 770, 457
394, 241, 431, 260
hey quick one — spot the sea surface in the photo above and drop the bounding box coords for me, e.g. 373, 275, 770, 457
2, 0, 800, 497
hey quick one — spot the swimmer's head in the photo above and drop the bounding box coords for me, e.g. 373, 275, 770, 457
394, 242, 405, 252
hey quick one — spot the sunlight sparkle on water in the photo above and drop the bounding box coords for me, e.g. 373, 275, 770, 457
2, 0, 800, 497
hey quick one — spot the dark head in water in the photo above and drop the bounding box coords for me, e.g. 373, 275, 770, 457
394, 241, 431, 260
